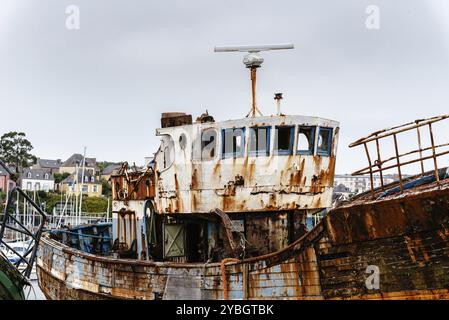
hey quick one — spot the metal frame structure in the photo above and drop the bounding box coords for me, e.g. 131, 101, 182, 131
349, 114, 449, 196
0, 160, 48, 279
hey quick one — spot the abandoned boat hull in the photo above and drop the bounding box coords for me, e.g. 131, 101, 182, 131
36, 178, 449, 300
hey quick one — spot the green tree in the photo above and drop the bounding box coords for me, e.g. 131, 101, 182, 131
101, 179, 112, 197
81, 196, 109, 213
0, 191, 6, 212
54, 172, 70, 184
0, 132, 37, 173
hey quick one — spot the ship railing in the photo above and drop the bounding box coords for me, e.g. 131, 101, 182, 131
0, 160, 48, 280
349, 114, 449, 197
46, 213, 111, 228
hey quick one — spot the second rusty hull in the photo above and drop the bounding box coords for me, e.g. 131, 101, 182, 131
36, 179, 449, 300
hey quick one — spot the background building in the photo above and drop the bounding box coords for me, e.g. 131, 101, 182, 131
333, 174, 398, 194
20, 168, 55, 191
59, 154, 99, 175
100, 163, 121, 181
0, 166, 15, 193
32, 158, 62, 174
60, 171, 102, 197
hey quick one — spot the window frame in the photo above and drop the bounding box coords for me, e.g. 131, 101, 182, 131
248, 126, 271, 157
317, 127, 333, 156
221, 127, 246, 159
296, 125, 316, 155
274, 125, 295, 156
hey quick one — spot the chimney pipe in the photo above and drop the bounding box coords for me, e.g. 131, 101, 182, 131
274, 93, 283, 115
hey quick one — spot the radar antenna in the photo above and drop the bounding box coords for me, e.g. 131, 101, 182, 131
214, 43, 294, 117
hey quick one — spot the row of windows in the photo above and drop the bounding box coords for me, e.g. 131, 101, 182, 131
69, 185, 98, 193
27, 172, 51, 179
200, 125, 333, 160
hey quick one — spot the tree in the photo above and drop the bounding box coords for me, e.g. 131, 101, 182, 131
81, 196, 109, 213
101, 179, 112, 197
54, 172, 70, 184
0, 132, 37, 173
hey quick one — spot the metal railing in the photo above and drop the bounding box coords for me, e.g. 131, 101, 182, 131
0, 160, 48, 279
349, 114, 449, 196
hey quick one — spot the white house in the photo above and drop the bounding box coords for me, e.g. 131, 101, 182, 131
21, 168, 55, 192
333, 174, 398, 194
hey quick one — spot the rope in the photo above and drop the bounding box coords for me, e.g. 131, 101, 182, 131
220, 258, 239, 300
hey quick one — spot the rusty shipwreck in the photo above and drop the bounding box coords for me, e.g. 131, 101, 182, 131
35, 45, 449, 300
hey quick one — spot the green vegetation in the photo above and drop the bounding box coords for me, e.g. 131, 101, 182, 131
0, 132, 36, 173
54, 172, 70, 183
101, 179, 112, 197
81, 196, 109, 213
16, 191, 110, 215
0, 191, 6, 212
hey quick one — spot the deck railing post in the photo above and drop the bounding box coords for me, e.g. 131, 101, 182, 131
375, 137, 384, 190
416, 126, 425, 176
243, 263, 249, 300
428, 123, 440, 183
363, 143, 375, 197
393, 134, 404, 192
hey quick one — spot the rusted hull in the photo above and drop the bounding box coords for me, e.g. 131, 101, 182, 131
37, 181, 449, 300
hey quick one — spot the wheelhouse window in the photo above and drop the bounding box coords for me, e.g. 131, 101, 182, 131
201, 128, 217, 161
274, 126, 294, 155
249, 126, 270, 157
222, 128, 245, 158
317, 127, 333, 156
297, 126, 316, 155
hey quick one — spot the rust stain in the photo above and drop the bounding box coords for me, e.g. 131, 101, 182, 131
290, 158, 305, 186
191, 167, 199, 190
405, 235, 430, 265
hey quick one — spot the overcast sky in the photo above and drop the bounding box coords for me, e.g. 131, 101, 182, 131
1, 0, 448, 173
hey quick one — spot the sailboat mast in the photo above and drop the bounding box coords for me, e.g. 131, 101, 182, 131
78, 147, 87, 225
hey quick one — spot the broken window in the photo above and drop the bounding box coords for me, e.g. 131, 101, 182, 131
249, 126, 270, 156
297, 126, 316, 155
317, 127, 333, 156
274, 126, 294, 155
222, 128, 245, 158
201, 129, 217, 161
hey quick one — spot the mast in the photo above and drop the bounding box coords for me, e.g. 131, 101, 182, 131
214, 43, 294, 117
74, 163, 79, 226
78, 147, 87, 225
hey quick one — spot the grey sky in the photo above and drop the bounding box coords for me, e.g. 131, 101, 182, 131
1, 0, 448, 173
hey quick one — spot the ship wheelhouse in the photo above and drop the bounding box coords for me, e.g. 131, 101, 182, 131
154, 114, 339, 214
111, 113, 339, 263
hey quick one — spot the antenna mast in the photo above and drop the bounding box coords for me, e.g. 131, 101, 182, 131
214, 43, 294, 117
